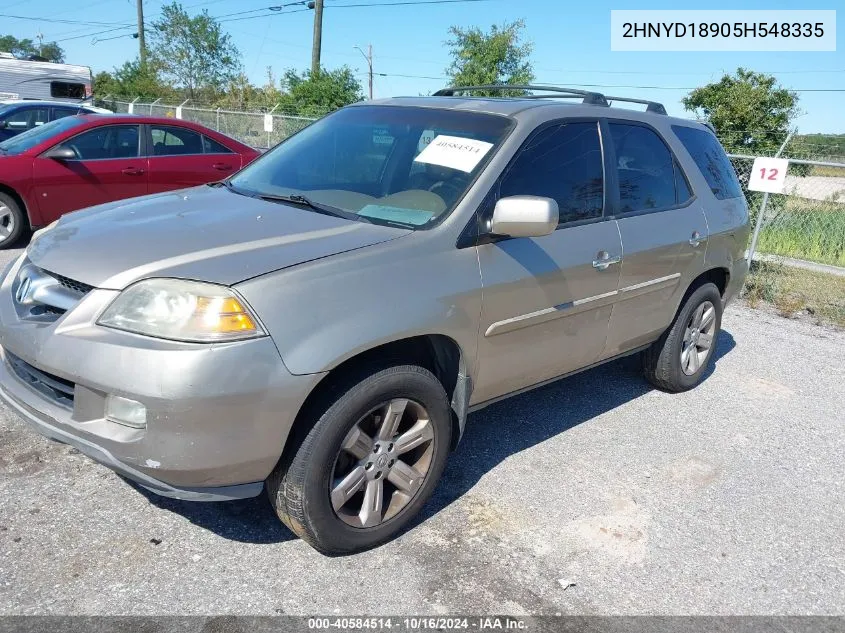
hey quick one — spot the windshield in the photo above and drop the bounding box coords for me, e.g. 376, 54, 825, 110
230, 105, 513, 228
0, 103, 20, 117
0, 116, 86, 155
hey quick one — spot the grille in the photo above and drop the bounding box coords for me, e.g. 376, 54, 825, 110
50, 272, 94, 296
6, 352, 75, 406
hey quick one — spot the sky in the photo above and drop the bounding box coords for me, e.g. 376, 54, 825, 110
2, 0, 843, 132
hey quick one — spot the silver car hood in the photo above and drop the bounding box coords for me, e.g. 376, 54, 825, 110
26, 185, 412, 289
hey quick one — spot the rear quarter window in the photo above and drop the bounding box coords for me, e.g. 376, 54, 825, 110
672, 125, 743, 200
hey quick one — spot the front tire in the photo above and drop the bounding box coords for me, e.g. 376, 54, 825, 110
0, 192, 26, 249
267, 364, 452, 555
642, 282, 722, 392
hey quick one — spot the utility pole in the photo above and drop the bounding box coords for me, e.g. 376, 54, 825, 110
354, 44, 373, 99
136, 0, 147, 66
310, 0, 324, 76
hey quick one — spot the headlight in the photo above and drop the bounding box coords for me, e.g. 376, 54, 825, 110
97, 279, 263, 342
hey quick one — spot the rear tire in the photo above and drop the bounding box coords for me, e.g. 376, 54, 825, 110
642, 282, 722, 392
267, 364, 452, 555
0, 192, 25, 249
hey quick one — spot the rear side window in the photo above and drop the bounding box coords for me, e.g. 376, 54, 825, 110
50, 82, 86, 100
150, 125, 203, 155
672, 125, 743, 200
500, 121, 604, 224
202, 135, 233, 154
52, 107, 80, 121
609, 123, 676, 213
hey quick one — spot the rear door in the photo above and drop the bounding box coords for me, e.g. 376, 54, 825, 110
145, 124, 237, 193
473, 120, 623, 403
600, 120, 708, 359
31, 124, 148, 222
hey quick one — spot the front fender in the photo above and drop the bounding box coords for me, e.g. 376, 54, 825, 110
235, 233, 484, 379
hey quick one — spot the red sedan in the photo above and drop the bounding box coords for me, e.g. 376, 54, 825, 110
0, 114, 260, 247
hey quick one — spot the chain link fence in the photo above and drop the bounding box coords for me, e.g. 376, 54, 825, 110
102, 98, 317, 149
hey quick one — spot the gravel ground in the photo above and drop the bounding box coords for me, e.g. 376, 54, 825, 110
0, 245, 843, 616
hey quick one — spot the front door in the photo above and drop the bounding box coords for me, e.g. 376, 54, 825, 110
31, 124, 148, 222
473, 120, 622, 404
600, 121, 709, 359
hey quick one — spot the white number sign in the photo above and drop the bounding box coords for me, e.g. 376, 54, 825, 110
413, 135, 493, 173
748, 157, 789, 193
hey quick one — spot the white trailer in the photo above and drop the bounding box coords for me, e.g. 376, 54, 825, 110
0, 53, 92, 102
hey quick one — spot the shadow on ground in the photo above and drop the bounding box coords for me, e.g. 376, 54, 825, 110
127, 331, 736, 545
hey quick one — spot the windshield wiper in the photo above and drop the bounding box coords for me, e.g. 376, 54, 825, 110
258, 193, 369, 223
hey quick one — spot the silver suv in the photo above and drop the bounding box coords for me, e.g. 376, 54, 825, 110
0, 85, 749, 554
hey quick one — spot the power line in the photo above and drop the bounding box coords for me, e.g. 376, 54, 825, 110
0, 13, 130, 26
323, 0, 493, 6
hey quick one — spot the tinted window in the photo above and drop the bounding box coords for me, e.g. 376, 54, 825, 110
672, 125, 742, 200
202, 135, 233, 154
4, 107, 49, 131
52, 107, 80, 121
500, 122, 604, 224
62, 125, 140, 160
609, 123, 676, 213
50, 82, 86, 99
675, 161, 693, 203
150, 125, 203, 155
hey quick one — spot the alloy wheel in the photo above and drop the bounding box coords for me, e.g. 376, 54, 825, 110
681, 300, 716, 376
330, 398, 435, 528
0, 203, 15, 244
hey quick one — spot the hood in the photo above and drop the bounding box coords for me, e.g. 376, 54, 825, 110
26, 186, 411, 289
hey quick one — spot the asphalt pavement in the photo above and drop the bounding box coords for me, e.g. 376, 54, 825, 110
0, 244, 843, 615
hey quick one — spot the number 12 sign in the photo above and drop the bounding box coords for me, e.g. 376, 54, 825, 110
748, 157, 789, 194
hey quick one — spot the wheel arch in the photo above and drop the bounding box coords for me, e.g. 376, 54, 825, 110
288, 334, 470, 456
0, 183, 33, 230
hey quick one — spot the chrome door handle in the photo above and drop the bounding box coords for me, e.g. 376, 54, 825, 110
689, 231, 707, 247
592, 251, 621, 271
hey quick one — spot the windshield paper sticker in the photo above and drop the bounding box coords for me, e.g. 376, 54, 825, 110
413, 135, 493, 173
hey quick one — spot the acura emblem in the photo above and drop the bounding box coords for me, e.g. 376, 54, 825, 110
15, 277, 32, 304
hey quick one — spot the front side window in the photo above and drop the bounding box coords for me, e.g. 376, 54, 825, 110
50, 82, 86, 99
230, 106, 513, 228
150, 125, 203, 156
609, 123, 676, 213
61, 125, 140, 160
672, 125, 743, 200
4, 107, 49, 131
499, 121, 604, 224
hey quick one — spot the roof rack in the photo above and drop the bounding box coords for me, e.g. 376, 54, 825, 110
433, 85, 609, 107
432, 84, 667, 115
605, 95, 667, 115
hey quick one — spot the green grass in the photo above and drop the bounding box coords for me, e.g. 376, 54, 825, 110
756, 198, 845, 267
744, 261, 845, 328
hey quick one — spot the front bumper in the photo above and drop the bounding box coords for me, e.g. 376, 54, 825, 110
0, 258, 324, 501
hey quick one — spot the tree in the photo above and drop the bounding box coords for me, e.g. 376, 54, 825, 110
0, 35, 64, 62
445, 20, 534, 94
279, 67, 363, 116
683, 68, 799, 155
148, 2, 241, 101
93, 59, 175, 101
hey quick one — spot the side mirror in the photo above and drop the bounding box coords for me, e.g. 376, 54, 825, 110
42, 146, 77, 160
490, 195, 559, 238
0, 121, 6, 130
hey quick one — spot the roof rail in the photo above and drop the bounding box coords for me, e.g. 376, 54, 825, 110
433, 84, 668, 115
604, 95, 667, 115
433, 84, 609, 107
